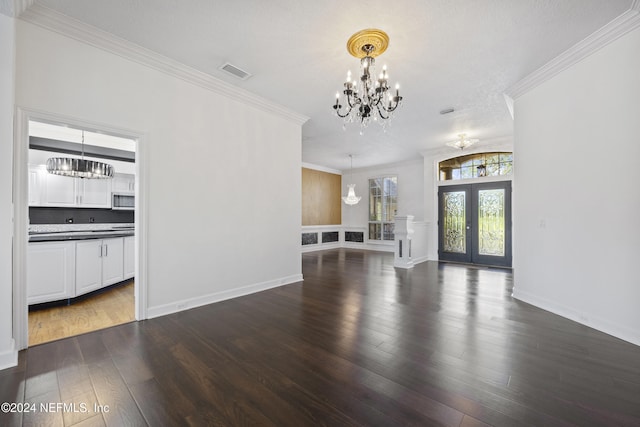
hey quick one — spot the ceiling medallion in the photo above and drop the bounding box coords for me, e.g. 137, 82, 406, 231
333, 29, 403, 133
346, 29, 389, 58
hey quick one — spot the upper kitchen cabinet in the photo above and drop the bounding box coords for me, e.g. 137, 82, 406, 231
112, 173, 135, 194
29, 164, 112, 208
43, 171, 77, 206
78, 178, 111, 207
28, 164, 44, 206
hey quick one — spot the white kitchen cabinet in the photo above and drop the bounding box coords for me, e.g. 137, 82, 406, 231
112, 173, 135, 194
27, 241, 76, 304
42, 172, 76, 206
75, 239, 104, 295
28, 165, 44, 206
123, 235, 135, 279
77, 178, 112, 208
102, 237, 124, 286
76, 237, 124, 296
39, 173, 112, 208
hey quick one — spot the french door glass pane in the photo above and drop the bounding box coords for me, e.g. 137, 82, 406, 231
478, 189, 505, 256
443, 191, 466, 253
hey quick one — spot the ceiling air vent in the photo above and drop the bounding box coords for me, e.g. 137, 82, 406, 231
219, 62, 252, 80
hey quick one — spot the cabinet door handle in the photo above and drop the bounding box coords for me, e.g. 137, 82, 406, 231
99, 245, 103, 257
104, 244, 108, 257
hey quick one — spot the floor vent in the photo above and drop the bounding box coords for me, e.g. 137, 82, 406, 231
219, 62, 251, 80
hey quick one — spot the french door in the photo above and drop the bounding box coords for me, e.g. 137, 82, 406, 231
438, 181, 512, 267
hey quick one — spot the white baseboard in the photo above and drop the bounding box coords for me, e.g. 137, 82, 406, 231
411, 255, 430, 265
0, 340, 18, 370
301, 242, 341, 253
147, 274, 303, 319
512, 288, 640, 347
359, 243, 394, 253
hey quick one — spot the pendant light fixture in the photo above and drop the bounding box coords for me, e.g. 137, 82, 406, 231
46, 130, 114, 179
342, 154, 361, 206
446, 133, 479, 150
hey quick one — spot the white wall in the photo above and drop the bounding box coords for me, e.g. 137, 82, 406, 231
341, 158, 424, 250
0, 13, 16, 369
14, 21, 304, 321
513, 27, 640, 346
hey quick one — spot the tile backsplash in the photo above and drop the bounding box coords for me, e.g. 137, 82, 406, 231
29, 207, 134, 225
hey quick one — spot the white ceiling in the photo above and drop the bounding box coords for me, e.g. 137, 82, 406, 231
24, 0, 633, 171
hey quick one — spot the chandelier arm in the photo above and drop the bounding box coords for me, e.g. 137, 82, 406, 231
345, 92, 360, 109
334, 103, 354, 118
379, 95, 403, 113
376, 104, 391, 120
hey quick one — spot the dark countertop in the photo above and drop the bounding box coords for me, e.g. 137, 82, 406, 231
29, 230, 135, 242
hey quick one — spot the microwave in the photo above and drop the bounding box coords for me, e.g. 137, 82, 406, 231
112, 193, 135, 210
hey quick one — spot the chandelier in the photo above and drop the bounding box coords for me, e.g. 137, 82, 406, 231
46, 130, 114, 179
342, 155, 361, 206
332, 29, 403, 130
446, 133, 479, 150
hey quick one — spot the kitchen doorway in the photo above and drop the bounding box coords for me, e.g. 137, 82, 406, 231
438, 181, 512, 267
13, 109, 148, 350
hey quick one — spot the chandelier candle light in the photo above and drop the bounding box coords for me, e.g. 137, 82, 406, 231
333, 29, 403, 130
342, 154, 361, 206
46, 130, 114, 179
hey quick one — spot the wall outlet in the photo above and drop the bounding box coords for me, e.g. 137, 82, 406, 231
90, 217, 95, 223
65, 217, 74, 223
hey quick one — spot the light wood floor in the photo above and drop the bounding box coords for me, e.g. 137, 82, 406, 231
28, 281, 135, 346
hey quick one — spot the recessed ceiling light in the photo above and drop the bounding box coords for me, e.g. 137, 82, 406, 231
439, 108, 455, 115
219, 62, 252, 80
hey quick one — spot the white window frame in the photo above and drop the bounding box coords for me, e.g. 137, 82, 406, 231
368, 175, 398, 241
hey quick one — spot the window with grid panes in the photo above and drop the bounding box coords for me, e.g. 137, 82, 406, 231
368, 176, 397, 241
438, 152, 513, 181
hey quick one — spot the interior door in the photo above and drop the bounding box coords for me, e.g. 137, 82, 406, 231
438, 181, 512, 267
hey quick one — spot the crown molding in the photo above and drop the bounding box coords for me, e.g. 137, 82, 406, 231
506, 3, 640, 99
345, 156, 424, 175
13, 0, 34, 17
18, 4, 309, 126
301, 162, 343, 175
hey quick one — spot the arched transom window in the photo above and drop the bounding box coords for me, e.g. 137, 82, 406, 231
439, 152, 512, 181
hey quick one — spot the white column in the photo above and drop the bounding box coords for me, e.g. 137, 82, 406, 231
394, 215, 414, 269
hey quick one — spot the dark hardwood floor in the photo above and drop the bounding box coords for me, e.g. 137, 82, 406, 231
2, 249, 639, 426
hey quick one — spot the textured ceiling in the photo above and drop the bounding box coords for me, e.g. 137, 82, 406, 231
28, 0, 633, 170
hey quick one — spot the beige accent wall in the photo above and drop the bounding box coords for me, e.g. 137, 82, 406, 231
302, 168, 341, 225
